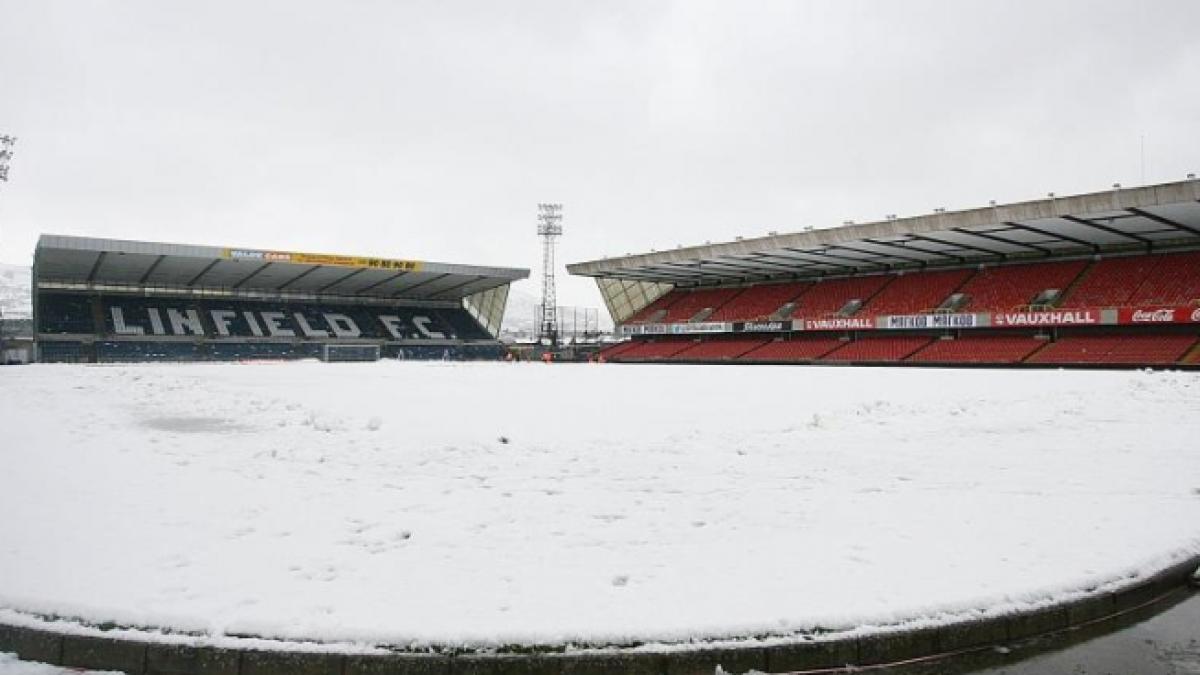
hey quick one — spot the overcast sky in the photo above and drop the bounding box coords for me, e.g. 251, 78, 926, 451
1, 0, 1198, 307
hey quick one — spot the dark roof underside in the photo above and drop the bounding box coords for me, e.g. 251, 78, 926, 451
34, 236, 529, 302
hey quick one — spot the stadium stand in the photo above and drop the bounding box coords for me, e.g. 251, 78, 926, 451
97, 341, 203, 362
738, 336, 846, 362
627, 290, 683, 323
36, 341, 87, 363
669, 337, 770, 360
1058, 251, 1200, 308
575, 181, 1200, 369
36, 293, 96, 335
1125, 251, 1200, 306
383, 343, 504, 361
659, 288, 745, 323
616, 338, 695, 360
908, 334, 1046, 364
1028, 331, 1198, 365
956, 260, 1089, 312
822, 335, 933, 362
597, 340, 644, 360
861, 268, 974, 315
1182, 343, 1200, 364
93, 296, 489, 342
210, 342, 321, 361
1059, 256, 1161, 308
791, 275, 892, 317
1025, 333, 1127, 365
708, 282, 812, 322
33, 235, 526, 363
1104, 332, 1198, 364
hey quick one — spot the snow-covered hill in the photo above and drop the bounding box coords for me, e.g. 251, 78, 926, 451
500, 284, 539, 337
0, 263, 31, 320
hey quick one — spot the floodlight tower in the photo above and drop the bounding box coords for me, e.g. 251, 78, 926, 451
537, 203, 563, 346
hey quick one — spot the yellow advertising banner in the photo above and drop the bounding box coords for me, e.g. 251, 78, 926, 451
222, 248, 423, 272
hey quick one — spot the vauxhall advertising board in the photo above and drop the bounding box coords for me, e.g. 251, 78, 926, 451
991, 310, 1102, 327
797, 317, 873, 331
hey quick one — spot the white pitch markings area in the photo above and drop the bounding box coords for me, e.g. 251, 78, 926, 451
1, 362, 1198, 650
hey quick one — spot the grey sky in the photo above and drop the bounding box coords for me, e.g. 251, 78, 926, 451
1, 0, 1197, 308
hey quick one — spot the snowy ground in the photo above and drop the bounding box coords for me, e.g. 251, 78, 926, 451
1, 363, 1199, 652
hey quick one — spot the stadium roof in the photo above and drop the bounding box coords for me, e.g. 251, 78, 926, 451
567, 179, 1200, 286
34, 235, 529, 302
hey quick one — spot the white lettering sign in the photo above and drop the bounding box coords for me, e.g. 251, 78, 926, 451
261, 312, 296, 337
210, 310, 237, 337
167, 308, 204, 336
324, 313, 361, 338
110, 307, 144, 335
293, 313, 330, 337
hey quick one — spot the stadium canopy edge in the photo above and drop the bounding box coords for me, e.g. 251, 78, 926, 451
566, 178, 1200, 286
33, 235, 529, 303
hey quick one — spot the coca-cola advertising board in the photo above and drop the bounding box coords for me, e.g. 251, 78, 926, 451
1117, 307, 1200, 325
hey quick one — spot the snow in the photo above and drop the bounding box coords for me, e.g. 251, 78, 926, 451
1, 363, 1198, 652
0, 652, 119, 675
0, 264, 30, 320
500, 282, 613, 340
500, 284, 539, 337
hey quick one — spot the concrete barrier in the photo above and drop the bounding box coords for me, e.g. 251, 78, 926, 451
60, 635, 147, 674
146, 643, 240, 675
1, 555, 1196, 675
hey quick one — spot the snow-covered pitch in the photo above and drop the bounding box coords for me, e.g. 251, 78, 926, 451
1, 362, 1198, 651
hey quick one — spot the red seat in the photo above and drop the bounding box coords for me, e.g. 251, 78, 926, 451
610, 339, 694, 361
627, 291, 685, 323
708, 283, 812, 322
739, 336, 846, 361
597, 340, 643, 359
1027, 331, 1196, 365
658, 288, 746, 323
908, 334, 1043, 363
956, 260, 1088, 312
821, 335, 933, 362
791, 276, 892, 318
670, 338, 772, 360
1126, 251, 1200, 306
1060, 257, 1158, 308
862, 268, 974, 315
